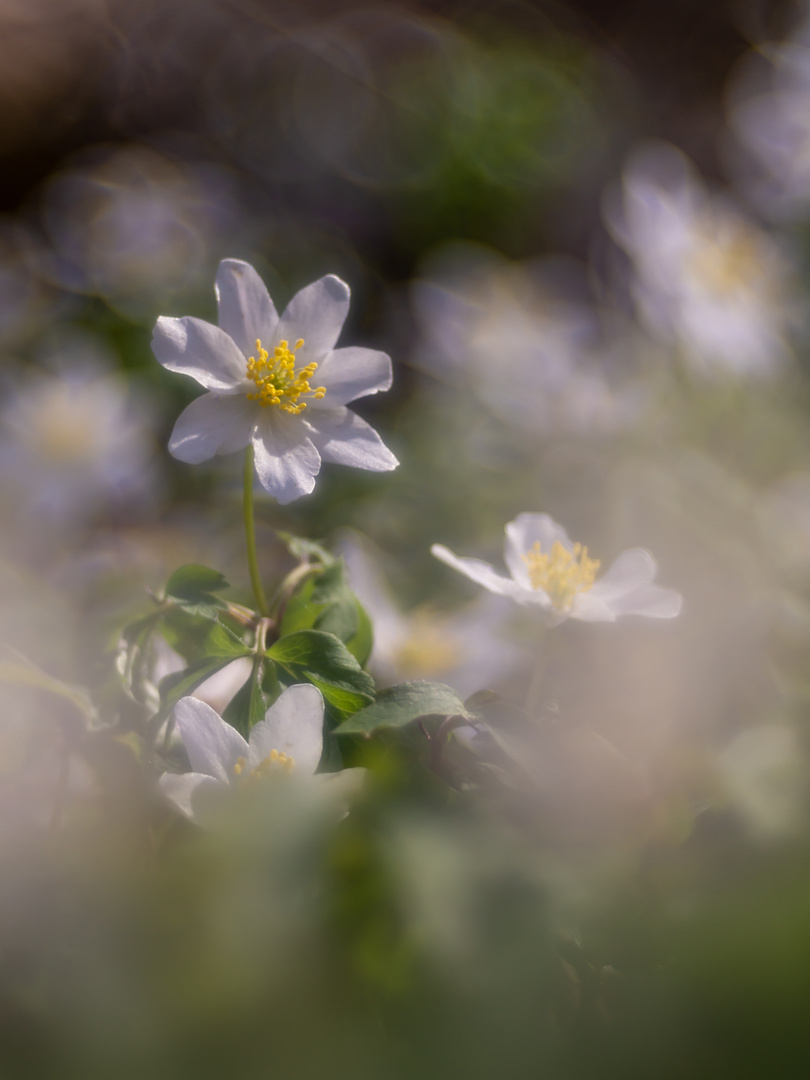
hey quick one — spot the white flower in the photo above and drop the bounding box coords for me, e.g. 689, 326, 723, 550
152, 259, 398, 503
42, 146, 236, 312
431, 512, 682, 625
604, 142, 796, 376
160, 684, 325, 820
0, 354, 155, 531
411, 243, 639, 436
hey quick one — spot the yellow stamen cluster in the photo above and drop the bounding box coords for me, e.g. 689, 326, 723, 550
687, 222, 760, 297
394, 610, 462, 679
232, 749, 295, 783
246, 337, 326, 415
522, 540, 600, 612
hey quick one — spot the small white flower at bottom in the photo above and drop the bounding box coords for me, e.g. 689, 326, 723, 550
161, 684, 333, 822
431, 512, 682, 626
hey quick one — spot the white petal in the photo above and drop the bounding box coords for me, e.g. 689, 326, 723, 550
168, 393, 255, 464
251, 412, 321, 504
275, 275, 351, 362
160, 772, 222, 819
173, 696, 248, 782
313, 346, 393, 405
588, 548, 657, 599
580, 548, 682, 620
249, 684, 324, 776
567, 592, 618, 622
604, 583, 683, 619
152, 316, 248, 391
305, 406, 398, 472
215, 259, 279, 357
504, 513, 574, 589
431, 544, 540, 604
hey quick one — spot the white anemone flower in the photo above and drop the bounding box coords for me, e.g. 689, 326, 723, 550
432, 512, 682, 625
0, 359, 155, 531
152, 259, 398, 503
604, 142, 796, 377
411, 244, 641, 437
160, 684, 325, 820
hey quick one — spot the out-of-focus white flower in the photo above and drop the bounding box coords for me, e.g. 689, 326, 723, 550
40, 145, 237, 311
727, 9, 810, 218
432, 512, 682, 625
0, 354, 155, 530
604, 142, 796, 376
161, 685, 325, 820
338, 532, 517, 696
412, 244, 642, 436
153, 259, 398, 504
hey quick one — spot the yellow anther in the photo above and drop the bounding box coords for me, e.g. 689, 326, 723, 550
233, 749, 295, 785
522, 539, 600, 612
394, 610, 462, 679
245, 336, 326, 414
687, 220, 760, 297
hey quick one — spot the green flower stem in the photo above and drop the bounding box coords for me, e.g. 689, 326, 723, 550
243, 445, 270, 617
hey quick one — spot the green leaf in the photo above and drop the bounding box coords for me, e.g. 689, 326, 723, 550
223, 659, 267, 739
314, 593, 359, 643
165, 564, 230, 600
169, 599, 226, 619
278, 575, 318, 636
268, 630, 374, 718
203, 621, 253, 659
275, 531, 334, 566
335, 681, 471, 737
345, 598, 373, 667
280, 560, 366, 650
309, 561, 346, 605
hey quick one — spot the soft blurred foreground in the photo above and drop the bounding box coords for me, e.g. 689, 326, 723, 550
2, 0, 810, 1077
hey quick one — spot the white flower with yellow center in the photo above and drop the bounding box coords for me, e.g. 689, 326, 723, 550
152, 259, 398, 503
604, 142, 795, 376
0, 359, 154, 530
160, 684, 325, 820
432, 513, 682, 625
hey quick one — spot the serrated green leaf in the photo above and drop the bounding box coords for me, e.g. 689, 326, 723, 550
268, 630, 374, 718
203, 621, 252, 659
165, 564, 230, 600
335, 681, 471, 736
